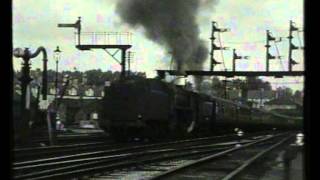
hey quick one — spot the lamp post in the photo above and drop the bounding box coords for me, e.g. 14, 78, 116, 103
53, 46, 61, 103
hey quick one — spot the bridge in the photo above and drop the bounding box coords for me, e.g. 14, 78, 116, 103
156, 70, 304, 78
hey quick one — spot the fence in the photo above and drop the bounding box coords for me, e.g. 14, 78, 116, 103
74, 32, 132, 45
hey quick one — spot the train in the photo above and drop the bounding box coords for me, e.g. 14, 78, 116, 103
98, 77, 302, 140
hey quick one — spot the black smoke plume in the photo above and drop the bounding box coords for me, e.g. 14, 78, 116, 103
116, 0, 217, 88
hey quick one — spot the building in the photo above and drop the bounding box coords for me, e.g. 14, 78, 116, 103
227, 89, 242, 101
44, 80, 105, 125
263, 97, 303, 117
14, 72, 106, 127
264, 98, 301, 111
247, 90, 275, 108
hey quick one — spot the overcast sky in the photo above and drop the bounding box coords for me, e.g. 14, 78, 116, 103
13, 0, 304, 91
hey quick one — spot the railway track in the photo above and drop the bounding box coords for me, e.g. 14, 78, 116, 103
148, 132, 294, 180
14, 131, 110, 150
12, 131, 284, 180
12, 131, 245, 163
13, 140, 132, 162
30, 132, 109, 145
76, 132, 293, 180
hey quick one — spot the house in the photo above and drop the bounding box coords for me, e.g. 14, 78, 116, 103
263, 97, 303, 116
44, 82, 105, 125
247, 90, 275, 108
14, 73, 106, 126
227, 89, 242, 100
264, 98, 300, 111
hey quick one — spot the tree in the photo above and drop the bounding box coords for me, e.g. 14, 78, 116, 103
200, 80, 213, 95
284, 87, 293, 98
276, 87, 294, 100
85, 69, 104, 86
246, 77, 272, 90
294, 90, 302, 98
211, 77, 224, 97
293, 90, 303, 102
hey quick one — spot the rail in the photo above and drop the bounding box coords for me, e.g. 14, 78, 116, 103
12, 131, 284, 180
149, 132, 293, 180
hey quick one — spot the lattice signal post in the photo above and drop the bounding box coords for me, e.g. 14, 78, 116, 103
232, 49, 249, 72
210, 21, 228, 71
58, 17, 132, 79
288, 20, 300, 72
265, 30, 276, 72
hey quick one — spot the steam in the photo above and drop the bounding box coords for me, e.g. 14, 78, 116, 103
116, 0, 217, 88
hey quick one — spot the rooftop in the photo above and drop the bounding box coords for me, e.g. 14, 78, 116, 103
265, 98, 299, 106
247, 90, 275, 99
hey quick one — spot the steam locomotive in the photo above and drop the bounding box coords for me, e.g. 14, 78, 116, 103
99, 77, 301, 140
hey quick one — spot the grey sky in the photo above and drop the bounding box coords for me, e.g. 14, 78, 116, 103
13, 0, 304, 91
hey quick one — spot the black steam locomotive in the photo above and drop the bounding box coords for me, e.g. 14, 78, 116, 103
99, 77, 301, 140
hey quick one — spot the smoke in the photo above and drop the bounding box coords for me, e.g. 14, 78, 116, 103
116, 0, 218, 88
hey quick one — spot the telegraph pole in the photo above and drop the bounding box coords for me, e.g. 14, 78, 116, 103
265, 30, 276, 72
210, 21, 228, 71
288, 20, 299, 71
120, 49, 126, 78
127, 51, 134, 76
127, 51, 131, 75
